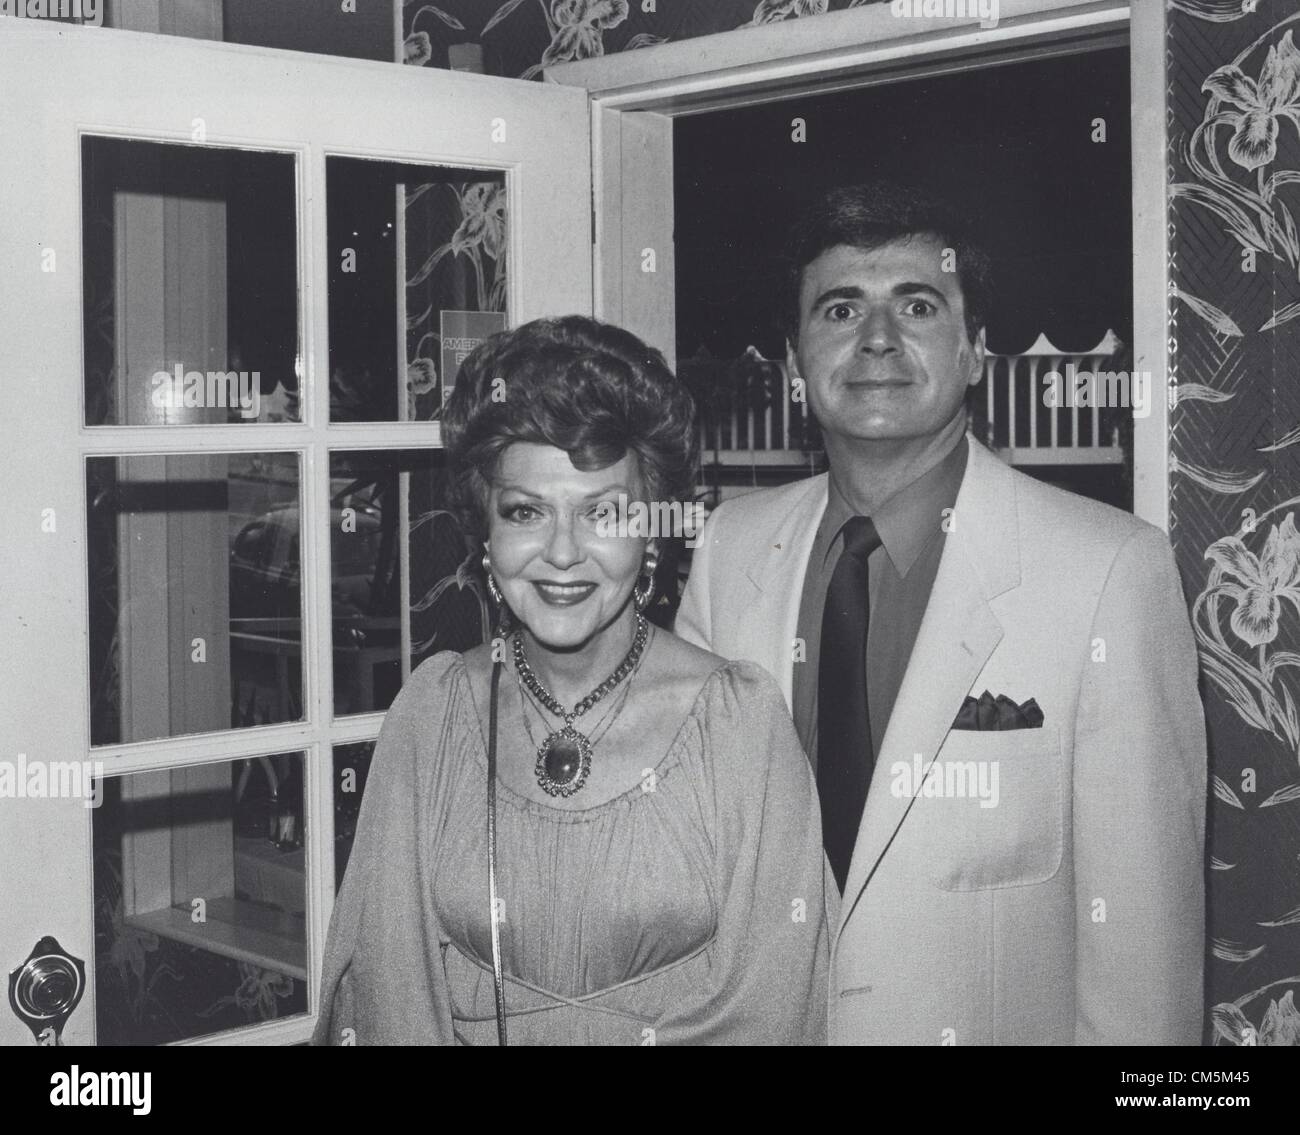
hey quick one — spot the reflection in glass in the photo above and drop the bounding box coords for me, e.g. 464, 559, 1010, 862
333, 742, 375, 891
82, 137, 299, 426
329, 450, 487, 716
327, 157, 507, 422
92, 754, 308, 1045
87, 453, 302, 746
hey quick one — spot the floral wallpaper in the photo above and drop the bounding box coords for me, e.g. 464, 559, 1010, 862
404, 178, 507, 418
402, 0, 890, 78
1169, 1, 1300, 1045
402, 178, 504, 665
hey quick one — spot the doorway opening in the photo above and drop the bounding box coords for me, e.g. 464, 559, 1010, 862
673, 46, 1133, 513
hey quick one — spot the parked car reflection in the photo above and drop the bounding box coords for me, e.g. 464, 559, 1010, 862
229, 475, 401, 717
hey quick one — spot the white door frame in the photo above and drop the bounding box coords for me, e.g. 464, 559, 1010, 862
549, 0, 1170, 530
0, 19, 591, 1045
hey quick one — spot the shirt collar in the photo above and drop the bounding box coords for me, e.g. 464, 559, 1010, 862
817, 434, 969, 578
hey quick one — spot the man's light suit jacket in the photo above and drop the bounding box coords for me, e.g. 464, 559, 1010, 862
675, 436, 1207, 1045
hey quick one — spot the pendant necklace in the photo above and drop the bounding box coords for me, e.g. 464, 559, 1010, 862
516, 662, 634, 793
512, 614, 650, 797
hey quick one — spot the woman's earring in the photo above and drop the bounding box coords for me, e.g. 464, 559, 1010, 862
482, 548, 505, 608
482, 547, 510, 638
633, 549, 659, 613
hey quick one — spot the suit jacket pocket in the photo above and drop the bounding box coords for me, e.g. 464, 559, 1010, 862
916, 725, 1063, 891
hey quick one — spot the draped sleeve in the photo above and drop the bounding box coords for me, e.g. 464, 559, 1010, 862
653, 662, 836, 1045
311, 654, 461, 1045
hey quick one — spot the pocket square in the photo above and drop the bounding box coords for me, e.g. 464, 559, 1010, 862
952, 690, 1044, 731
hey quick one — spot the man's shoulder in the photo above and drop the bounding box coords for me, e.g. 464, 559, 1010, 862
1013, 463, 1145, 532
706, 474, 827, 531
993, 455, 1166, 568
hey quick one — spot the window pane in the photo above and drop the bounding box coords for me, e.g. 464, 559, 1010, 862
327, 157, 507, 422
328, 450, 486, 716
92, 754, 308, 1046
82, 137, 299, 426
87, 453, 303, 746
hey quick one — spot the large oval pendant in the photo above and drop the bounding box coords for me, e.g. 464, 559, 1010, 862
534, 726, 592, 798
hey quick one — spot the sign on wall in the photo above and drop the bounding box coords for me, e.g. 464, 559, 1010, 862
440, 310, 507, 405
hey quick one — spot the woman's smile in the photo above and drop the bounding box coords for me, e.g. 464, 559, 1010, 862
532, 580, 598, 606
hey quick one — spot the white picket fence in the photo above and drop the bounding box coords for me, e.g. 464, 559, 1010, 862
978, 330, 1127, 466
696, 331, 1127, 469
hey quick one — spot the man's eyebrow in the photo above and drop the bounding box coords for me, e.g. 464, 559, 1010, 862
808, 282, 951, 310
809, 285, 865, 310
891, 282, 949, 304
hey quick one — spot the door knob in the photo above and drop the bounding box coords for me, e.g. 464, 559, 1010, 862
8, 936, 85, 1045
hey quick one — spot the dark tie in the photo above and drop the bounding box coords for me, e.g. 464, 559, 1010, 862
818, 516, 882, 892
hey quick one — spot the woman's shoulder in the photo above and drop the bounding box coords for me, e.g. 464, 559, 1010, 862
403, 648, 469, 698
381, 650, 471, 735
354, 652, 472, 802
650, 631, 792, 739
652, 634, 811, 807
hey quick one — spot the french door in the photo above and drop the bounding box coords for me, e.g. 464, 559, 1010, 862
0, 20, 591, 1045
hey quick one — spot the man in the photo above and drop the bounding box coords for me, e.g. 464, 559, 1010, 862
675, 182, 1207, 1045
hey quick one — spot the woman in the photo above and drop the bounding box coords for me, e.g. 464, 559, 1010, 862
313, 316, 833, 1045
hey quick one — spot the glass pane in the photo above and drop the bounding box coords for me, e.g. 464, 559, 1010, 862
327, 157, 507, 422
333, 742, 375, 891
87, 453, 303, 746
329, 450, 486, 716
92, 754, 308, 1045
82, 137, 299, 426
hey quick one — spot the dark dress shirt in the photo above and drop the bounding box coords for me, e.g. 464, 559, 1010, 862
792, 437, 969, 771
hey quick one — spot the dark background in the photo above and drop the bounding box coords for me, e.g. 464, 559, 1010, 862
674, 47, 1132, 360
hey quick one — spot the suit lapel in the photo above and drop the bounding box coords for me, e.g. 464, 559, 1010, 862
836, 439, 1021, 931
731, 476, 827, 708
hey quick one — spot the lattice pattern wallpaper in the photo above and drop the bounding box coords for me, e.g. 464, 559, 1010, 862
1169, 0, 1300, 1046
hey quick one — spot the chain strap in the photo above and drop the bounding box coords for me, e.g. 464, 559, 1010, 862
486, 659, 507, 1046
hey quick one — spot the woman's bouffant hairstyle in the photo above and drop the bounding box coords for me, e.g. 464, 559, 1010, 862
442, 316, 698, 540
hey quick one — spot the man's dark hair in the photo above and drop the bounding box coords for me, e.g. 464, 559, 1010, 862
442, 315, 698, 540
781, 180, 993, 346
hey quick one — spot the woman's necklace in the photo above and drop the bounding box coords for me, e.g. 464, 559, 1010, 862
515, 659, 636, 787
512, 614, 650, 797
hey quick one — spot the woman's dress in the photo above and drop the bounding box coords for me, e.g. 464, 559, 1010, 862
312, 653, 833, 1045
